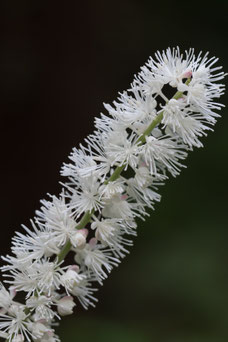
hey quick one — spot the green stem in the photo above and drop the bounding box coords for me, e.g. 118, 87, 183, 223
76, 210, 94, 230
57, 240, 72, 263
105, 164, 125, 183
137, 111, 164, 145
57, 210, 94, 262
173, 78, 191, 100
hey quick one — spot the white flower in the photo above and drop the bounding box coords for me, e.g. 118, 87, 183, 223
99, 179, 125, 199
11, 221, 59, 262
59, 266, 86, 293
70, 276, 98, 310
26, 295, 56, 321
91, 218, 133, 258
0, 283, 16, 314
102, 194, 137, 219
64, 174, 104, 217
2, 253, 33, 273
180, 80, 224, 119
126, 178, 161, 209
0, 305, 32, 342
2, 260, 38, 297
134, 165, 166, 188
4, 260, 63, 297
36, 196, 77, 248
61, 144, 105, 179
104, 87, 157, 127
104, 130, 141, 170
136, 47, 193, 95
91, 218, 116, 245
141, 135, 187, 177
31, 261, 63, 296
75, 239, 120, 283
162, 99, 208, 148
84, 133, 112, 180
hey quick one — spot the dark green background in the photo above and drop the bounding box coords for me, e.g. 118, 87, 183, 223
0, 1, 228, 341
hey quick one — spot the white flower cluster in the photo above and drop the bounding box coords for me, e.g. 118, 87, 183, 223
0, 47, 226, 341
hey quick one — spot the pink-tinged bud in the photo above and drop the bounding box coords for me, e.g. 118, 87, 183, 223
121, 194, 128, 200
70, 229, 88, 248
183, 70, 192, 79
57, 296, 76, 316
80, 228, 89, 237
60, 268, 79, 288
89, 237, 97, 247
69, 264, 80, 272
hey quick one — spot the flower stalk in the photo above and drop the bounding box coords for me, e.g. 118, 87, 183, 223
0, 47, 225, 342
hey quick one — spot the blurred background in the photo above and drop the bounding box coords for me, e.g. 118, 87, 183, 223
0, 0, 228, 341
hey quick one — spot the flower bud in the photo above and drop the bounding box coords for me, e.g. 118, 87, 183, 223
60, 266, 85, 292
70, 229, 88, 248
182, 70, 192, 79
57, 296, 75, 316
